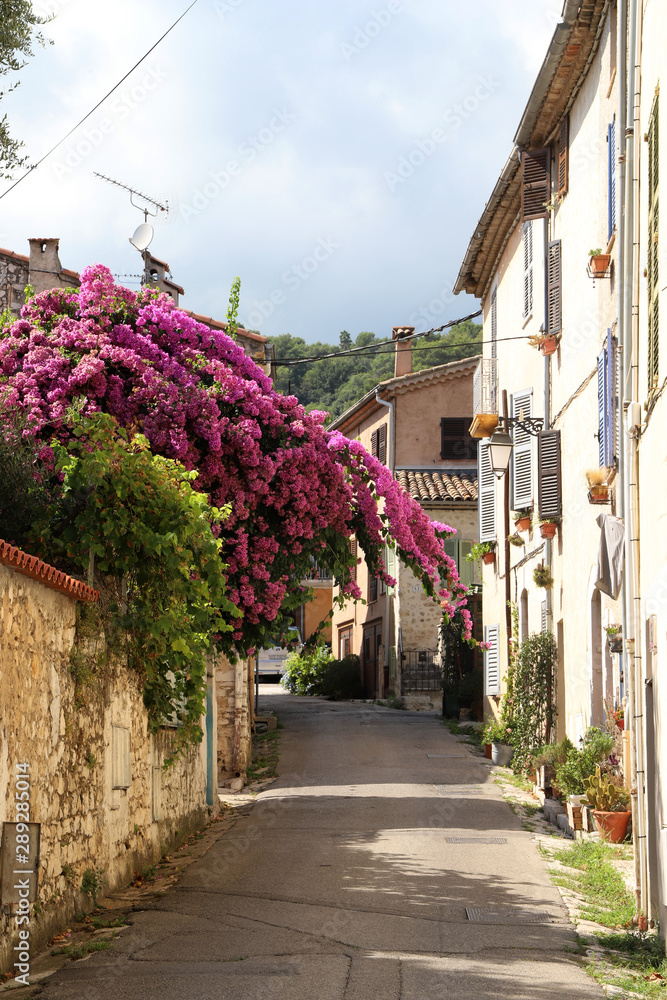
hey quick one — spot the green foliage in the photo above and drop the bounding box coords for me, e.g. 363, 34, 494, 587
61, 863, 75, 884
280, 643, 362, 699
583, 765, 630, 811
550, 840, 635, 927
533, 562, 554, 588
0, 1, 52, 177
466, 541, 495, 562
554, 727, 615, 796
33, 413, 239, 758
482, 718, 513, 745
85, 751, 97, 770
267, 321, 482, 420
507, 628, 558, 773
51, 940, 112, 959
0, 413, 60, 547
530, 737, 574, 771
225, 276, 241, 339
80, 866, 106, 901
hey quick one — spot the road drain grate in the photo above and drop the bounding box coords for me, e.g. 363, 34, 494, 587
434, 785, 484, 795
466, 907, 552, 924
427, 754, 467, 758
446, 837, 507, 844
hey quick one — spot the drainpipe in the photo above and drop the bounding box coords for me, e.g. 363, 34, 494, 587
543, 218, 553, 630
375, 388, 395, 696
622, 0, 648, 919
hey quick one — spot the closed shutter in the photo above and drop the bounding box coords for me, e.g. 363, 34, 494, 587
478, 441, 496, 542
521, 148, 551, 221
558, 117, 569, 197
369, 576, 378, 602
371, 429, 378, 457
490, 286, 498, 360
511, 389, 533, 510
538, 430, 562, 518
648, 94, 659, 390
459, 541, 475, 590
350, 538, 358, 581
522, 222, 533, 319
608, 119, 617, 239
547, 240, 562, 335
598, 331, 617, 468
377, 423, 387, 465
484, 624, 501, 696
440, 417, 474, 459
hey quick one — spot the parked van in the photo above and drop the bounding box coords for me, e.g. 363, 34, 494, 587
255, 627, 301, 679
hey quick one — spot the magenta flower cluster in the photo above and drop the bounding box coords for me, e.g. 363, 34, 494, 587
0, 265, 470, 651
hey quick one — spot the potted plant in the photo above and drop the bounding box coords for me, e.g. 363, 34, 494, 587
588, 247, 611, 277
528, 331, 559, 356
605, 624, 623, 654
586, 467, 611, 504
508, 531, 525, 548
533, 562, 554, 589
482, 718, 514, 767
513, 509, 532, 532
467, 541, 496, 566
611, 705, 625, 730
582, 766, 631, 842
539, 517, 560, 540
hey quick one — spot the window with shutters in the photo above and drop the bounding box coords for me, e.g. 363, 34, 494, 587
369, 575, 378, 603
597, 331, 617, 468
478, 440, 496, 542
350, 538, 358, 581
338, 624, 353, 659
444, 538, 478, 591
440, 417, 475, 459
484, 624, 501, 696
608, 118, 617, 240
547, 240, 562, 336
521, 148, 551, 221
537, 430, 562, 518
557, 117, 569, 198
490, 285, 498, 360
112, 726, 131, 789
371, 423, 387, 465
648, 94, 659, 391
511, 390, 533, 511
522, 222, 533, 320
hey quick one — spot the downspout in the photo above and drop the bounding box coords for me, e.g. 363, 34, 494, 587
375, 388, 395, 697
543, 218, 553, 629
622, 0, 648, 919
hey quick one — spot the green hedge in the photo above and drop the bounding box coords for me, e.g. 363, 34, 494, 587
281, 644, 363, 700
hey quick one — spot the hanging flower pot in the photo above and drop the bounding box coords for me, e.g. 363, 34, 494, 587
589, 252, 611, 276
514, 514, 531, 532
481, 551, 496, 565
539, 521, 558, 539
540, 335, 558, 356
533, 562, 554, 589
592, 809, 631, 843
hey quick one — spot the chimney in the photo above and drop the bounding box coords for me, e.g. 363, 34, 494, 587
392, 326, 414, 378
28, 238, 64, 296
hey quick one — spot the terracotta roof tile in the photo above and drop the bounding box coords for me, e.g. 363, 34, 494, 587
0, 540, 99, 602
397, 469, 478, 504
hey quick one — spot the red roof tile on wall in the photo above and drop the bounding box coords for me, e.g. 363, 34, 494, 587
0, 540, 99, 602
397, 470, 478, 503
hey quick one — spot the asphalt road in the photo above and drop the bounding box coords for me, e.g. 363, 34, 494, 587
42, 690, 604, 999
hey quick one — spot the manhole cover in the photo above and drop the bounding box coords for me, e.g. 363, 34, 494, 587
427, 754, 466, 758
446, 837, 507, 844
434, 784, 483, 795
465, 907, 552, 924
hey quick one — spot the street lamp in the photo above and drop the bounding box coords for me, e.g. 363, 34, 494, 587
488, 415, 545, 478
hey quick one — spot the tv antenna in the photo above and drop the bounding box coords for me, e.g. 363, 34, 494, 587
94, 172, 169, 287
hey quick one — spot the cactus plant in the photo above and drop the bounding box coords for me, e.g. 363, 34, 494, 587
582, 766, 630, 811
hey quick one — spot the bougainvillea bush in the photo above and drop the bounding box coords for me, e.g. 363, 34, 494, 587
0, 265, 470, 657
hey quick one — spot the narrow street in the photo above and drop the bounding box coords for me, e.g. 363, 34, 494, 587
42, 692, 603, 999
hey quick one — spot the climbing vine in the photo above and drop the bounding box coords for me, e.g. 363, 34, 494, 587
506, 626, 558, 773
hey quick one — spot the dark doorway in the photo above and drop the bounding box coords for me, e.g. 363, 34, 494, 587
363, 621, 383, 698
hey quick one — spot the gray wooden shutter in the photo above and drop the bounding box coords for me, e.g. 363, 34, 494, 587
522, 222, 533, 319
459, 541, 475, 589
511, 389, 533, 510
547, 240, 562, 335
484, 624, 500, 696
478, 441, 496, 542
558, 117, 569, 197
378, 423, 387, 465
538, 430, 562, 518
371, 429, 378, 457
521, 148, 551, 221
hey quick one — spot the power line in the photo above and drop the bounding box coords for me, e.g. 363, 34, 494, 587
0, 0, 200, 203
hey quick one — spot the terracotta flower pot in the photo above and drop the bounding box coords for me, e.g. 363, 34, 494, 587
540, 336, 558, 356
590, 253, 611, 276
588, 484, 610, 504
515, 516, 531, 532
481, 551, 495, 565
539, 522, 558, 539
491, 742, 514, 767
592, 809, 631, 843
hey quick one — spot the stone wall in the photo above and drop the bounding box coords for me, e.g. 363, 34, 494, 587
0, 563, 213, 974
0, 250, 29, 316
215, 652, 252, 788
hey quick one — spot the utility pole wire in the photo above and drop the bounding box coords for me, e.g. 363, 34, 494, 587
0, 0, 200, 203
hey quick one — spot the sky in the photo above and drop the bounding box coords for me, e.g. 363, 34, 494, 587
0, 0, 562, 344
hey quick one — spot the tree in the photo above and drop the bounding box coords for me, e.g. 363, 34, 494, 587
0, 265, 471, 657
0, 0, 51, 177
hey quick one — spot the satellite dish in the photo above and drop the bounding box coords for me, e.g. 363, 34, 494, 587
129, 223, 154, 252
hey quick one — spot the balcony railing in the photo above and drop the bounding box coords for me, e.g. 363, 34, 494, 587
301, 562, 332, 582
471, 357, 499, 439
401, 649, 441, 692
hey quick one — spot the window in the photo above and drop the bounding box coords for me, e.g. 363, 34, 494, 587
112, 726, 131, 789
597, 331, 617, 468
440, 417, 475, 459
338, 624, 353, 659
478, 440, 496, 542
557, 116, 569, 198
371, 423, 387, 465
444, 538, 476, 590
484, 624, 500, 696
538, 429, 562, 518
522, 221, 533, 320
608, 118, 617, 240
521, 147, 551, 221
369, 575, 378, 603
350, 538, 358, 581
547, 240, 562, 335
510, 389, 533, 511
648, 93, 659, 390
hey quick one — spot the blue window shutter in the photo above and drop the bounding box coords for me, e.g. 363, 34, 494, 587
597, 345, 607, 467
598, 334, 615, 468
